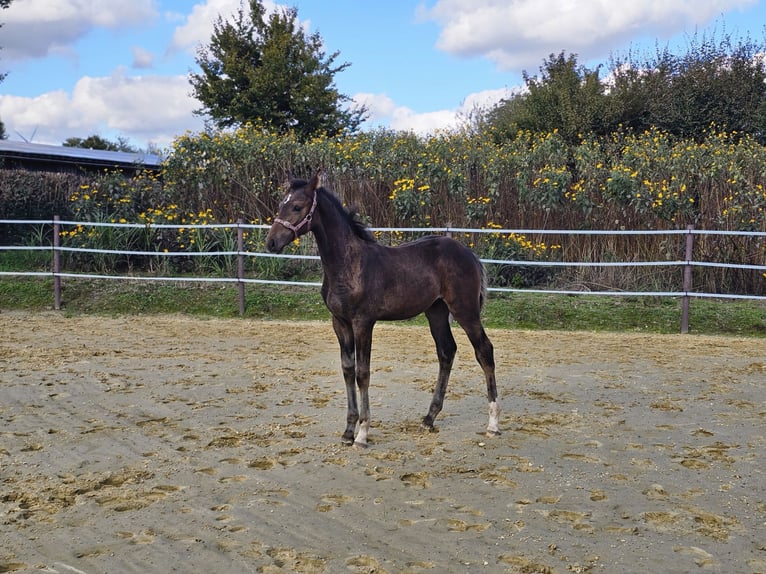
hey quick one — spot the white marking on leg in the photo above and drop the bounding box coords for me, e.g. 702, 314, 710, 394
354, 419, 370, 447
486, 400, 500, 435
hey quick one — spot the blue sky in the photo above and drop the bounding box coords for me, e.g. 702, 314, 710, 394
0, 0, 763, 150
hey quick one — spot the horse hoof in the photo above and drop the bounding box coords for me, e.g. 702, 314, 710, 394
422, 415, 435, 430
485, 429, 502, 438
352, 441, 368, 450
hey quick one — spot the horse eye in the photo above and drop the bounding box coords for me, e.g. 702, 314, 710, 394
293, 205, 302, 212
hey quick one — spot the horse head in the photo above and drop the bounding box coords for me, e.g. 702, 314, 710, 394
266, 170, 321, 253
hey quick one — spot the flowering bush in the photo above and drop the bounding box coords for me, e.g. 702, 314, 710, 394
477, 224, 562, 287
8, 120, 760, 293
389, 178, 432, 226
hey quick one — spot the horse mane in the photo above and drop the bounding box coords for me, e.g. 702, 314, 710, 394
315, 184, 376, 243
287, 177, 375, 242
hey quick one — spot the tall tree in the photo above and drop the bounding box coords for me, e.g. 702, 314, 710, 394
486, 52, 615, 144
609, 31, 766, 141
190, 0, 366, 140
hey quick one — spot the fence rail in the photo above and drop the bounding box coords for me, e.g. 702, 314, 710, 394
1, 218, 764, 333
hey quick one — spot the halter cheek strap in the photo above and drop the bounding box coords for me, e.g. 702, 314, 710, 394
273, 190, 318, 239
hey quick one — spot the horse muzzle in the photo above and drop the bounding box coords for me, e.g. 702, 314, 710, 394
265, 225, 291, 253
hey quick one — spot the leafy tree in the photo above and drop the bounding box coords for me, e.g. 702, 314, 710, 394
63, 134, 137, 153
488, 31, 766, 144
486, 52, 615, 144
190, 0, 366, 140
609, 31, 766, 141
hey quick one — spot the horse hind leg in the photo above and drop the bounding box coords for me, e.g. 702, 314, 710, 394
423, 300, 458, 430
454, 313, 501, 437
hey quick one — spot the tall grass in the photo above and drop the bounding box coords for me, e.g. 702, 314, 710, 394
1, 123, 764, 294
159, 124, 766, 294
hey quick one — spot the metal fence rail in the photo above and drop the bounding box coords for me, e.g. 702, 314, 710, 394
2, 219, 764, 333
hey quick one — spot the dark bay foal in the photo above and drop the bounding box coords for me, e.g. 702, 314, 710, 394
266, 171, 500, 447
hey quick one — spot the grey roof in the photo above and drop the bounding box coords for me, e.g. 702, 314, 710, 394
0, 139, 163, 169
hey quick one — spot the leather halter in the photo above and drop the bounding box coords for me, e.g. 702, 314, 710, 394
273, 190, 318, 239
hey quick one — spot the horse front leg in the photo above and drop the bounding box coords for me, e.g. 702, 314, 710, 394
352, 321, 374, 448
332, 317, 358, 444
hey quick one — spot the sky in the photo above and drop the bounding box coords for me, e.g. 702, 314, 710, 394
0, 0, 763, 151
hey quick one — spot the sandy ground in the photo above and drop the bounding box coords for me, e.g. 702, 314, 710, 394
1, 311, 765, 574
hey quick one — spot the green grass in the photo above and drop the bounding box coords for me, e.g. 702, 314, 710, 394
1, 277, 764, 336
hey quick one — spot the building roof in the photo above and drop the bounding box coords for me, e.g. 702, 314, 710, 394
0, 140, 163, 173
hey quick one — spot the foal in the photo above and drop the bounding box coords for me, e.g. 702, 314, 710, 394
266, 171, 500, 447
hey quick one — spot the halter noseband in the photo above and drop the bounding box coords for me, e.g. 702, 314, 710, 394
273, 189, 318, 239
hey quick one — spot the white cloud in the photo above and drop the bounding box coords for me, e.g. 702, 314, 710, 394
353, 93, 397, 122
421, 0, 757, 70
0, 72, 203, 148
353, 93, 447, 133
2, 0, 158, 62
132, 46, 155, 69
391, 108, 460, 134
460, 88, 518, 112
170, 0, 279, 55
170, 0, 240, 54
354, 87, 516, 134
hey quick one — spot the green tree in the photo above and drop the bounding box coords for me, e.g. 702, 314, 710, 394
487, 52, 615, 144
609, 31, 766, 140
63, 134, 137, 152
190, 0, 366, 140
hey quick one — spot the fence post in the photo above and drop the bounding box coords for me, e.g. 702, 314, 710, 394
237, 219, 245, 316
53, 215, 61, 311
680, 224, 694, 334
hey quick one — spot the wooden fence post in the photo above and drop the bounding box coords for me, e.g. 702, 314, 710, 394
237, 219, 245, 316
53, 216, 61, 310
680, 224, 694, 334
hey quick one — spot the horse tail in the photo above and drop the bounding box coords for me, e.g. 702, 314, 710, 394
478, 255, 488, 311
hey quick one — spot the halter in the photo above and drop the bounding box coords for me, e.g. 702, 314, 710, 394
273, 189, 318, 239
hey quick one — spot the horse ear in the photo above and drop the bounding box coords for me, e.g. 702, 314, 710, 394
307, 169, 322, 192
